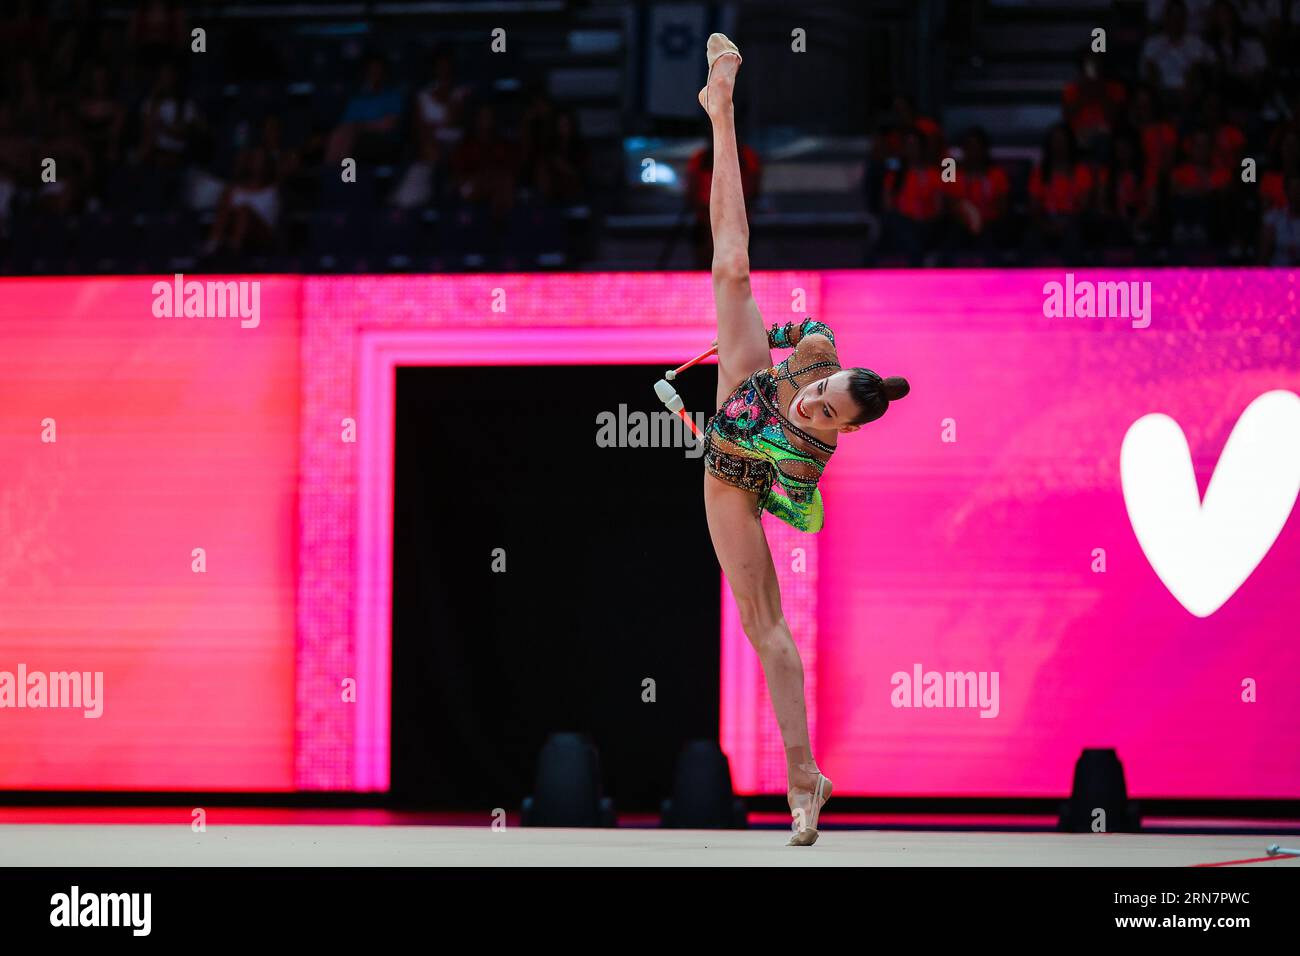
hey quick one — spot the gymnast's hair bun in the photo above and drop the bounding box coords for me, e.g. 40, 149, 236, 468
880, 376, 910, 401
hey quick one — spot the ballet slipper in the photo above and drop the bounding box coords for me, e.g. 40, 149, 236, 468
698, 32, 742, 114
787, 771, 833, 846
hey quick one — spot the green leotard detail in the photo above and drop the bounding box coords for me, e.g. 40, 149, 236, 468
704, 318, 839, 533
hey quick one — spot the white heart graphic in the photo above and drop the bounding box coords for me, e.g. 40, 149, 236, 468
1120, 390, 1300, 618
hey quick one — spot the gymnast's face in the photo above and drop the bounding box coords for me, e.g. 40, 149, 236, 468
789, 372, 862, 433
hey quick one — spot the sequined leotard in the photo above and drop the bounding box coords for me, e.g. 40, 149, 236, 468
703, 318, 840, 532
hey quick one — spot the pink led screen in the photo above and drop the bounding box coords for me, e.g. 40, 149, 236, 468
0, 276, 300, 789
2, 269, 1298, 798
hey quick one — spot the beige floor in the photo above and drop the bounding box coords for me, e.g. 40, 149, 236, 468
1, 824, 1297, 866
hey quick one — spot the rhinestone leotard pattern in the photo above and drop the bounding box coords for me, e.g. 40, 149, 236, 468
703, 318, 840, 532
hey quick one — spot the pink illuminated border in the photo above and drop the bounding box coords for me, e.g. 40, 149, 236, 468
297, 273, 821, 791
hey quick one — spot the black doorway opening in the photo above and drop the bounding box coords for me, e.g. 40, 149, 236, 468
392, 364, 721, 811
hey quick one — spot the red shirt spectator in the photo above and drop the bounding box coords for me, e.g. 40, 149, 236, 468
1262, 171, 1288, 209
943, 166, 1010, 225
1171, 162, 1231, 192
1029, 164, 1094, 215
885, 167, 944, 220
1064, 55, 1128, 144
686, 143, 760, 212
1172, 130, 1231, 194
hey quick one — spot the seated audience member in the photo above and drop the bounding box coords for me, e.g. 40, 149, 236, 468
1171, 127, 1233, 194
1205, 0, 1268, 99
137, 60, 203, 169
78, 63, 124, 170
326, 54, 405, 164
687, 137, 761, 268
450, 104, 518, 218
1094, 128, 1156, 243
1140, 0, 1213, 96
414, 49, 468, 161
890, 93, 945, 162
1027, 123, 1093, 259
1064, 50, 1128, 149
1259, 174, 1300, 264
1129, 83, 1179, 188
1170, 126, 1231, 245
1261, 127, 1300, 210
1146, 0, 1214, 34
879, 126, 945, 264
36, 98, 94, 214
530, 108, 587, 203
1183, 90, 1245, 177
205, 146, 280, 257
942, 126, 1010, 249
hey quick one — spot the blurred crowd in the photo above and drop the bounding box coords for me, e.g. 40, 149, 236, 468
868, 0, 1300, 265
3, 0, 1300, 272
0, 0, 590, 272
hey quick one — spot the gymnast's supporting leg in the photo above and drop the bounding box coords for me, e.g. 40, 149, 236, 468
704, 474, 828, 836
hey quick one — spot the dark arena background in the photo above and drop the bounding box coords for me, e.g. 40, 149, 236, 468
0, 0, 1298, 942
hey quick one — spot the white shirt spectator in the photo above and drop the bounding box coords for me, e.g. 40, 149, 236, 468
1146, 0, 1214, 33
144, 96, 197, 153
1141, 31, 1213, 91
1215, 36, 1268, 79
1264, 206, 1300, 265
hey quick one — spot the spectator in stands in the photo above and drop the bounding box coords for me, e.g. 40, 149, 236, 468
1172, 127, 1233, 194
0, 98, 33, 180
129, 0, 187, 68
1094, 128, 1155, 246
414, 48, 468, 162
687, 136, 761, 268
1262, 127, 1300, 210
878, 126, 944, 265
890, 93, 944, 162
942, 126, 1010, 257
326, 54, 405, 165
258, 114, 298, 186
8, 58, 44, 133
204, 146, 280, 258
1027, 123, 1093, 260
530, 108, 587, 203
1206, 0, 1269, 100
1129, 83, 1178, 189
137, 60, 203, 169
78, 63, 124, 171
1141, 0, 1213, 96
1063, 50, 1128, 151
1259, 174, 1300, 263
450, 103, 518, 218
1147, 0, 1214, 35
1170, 126, 1231, 246
36, 97, 95, 214
1197, 90, 1245, 176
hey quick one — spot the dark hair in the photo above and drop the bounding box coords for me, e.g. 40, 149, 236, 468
846, 368, 910, 425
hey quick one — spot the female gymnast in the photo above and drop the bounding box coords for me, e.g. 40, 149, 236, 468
696, 34, 910, 846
